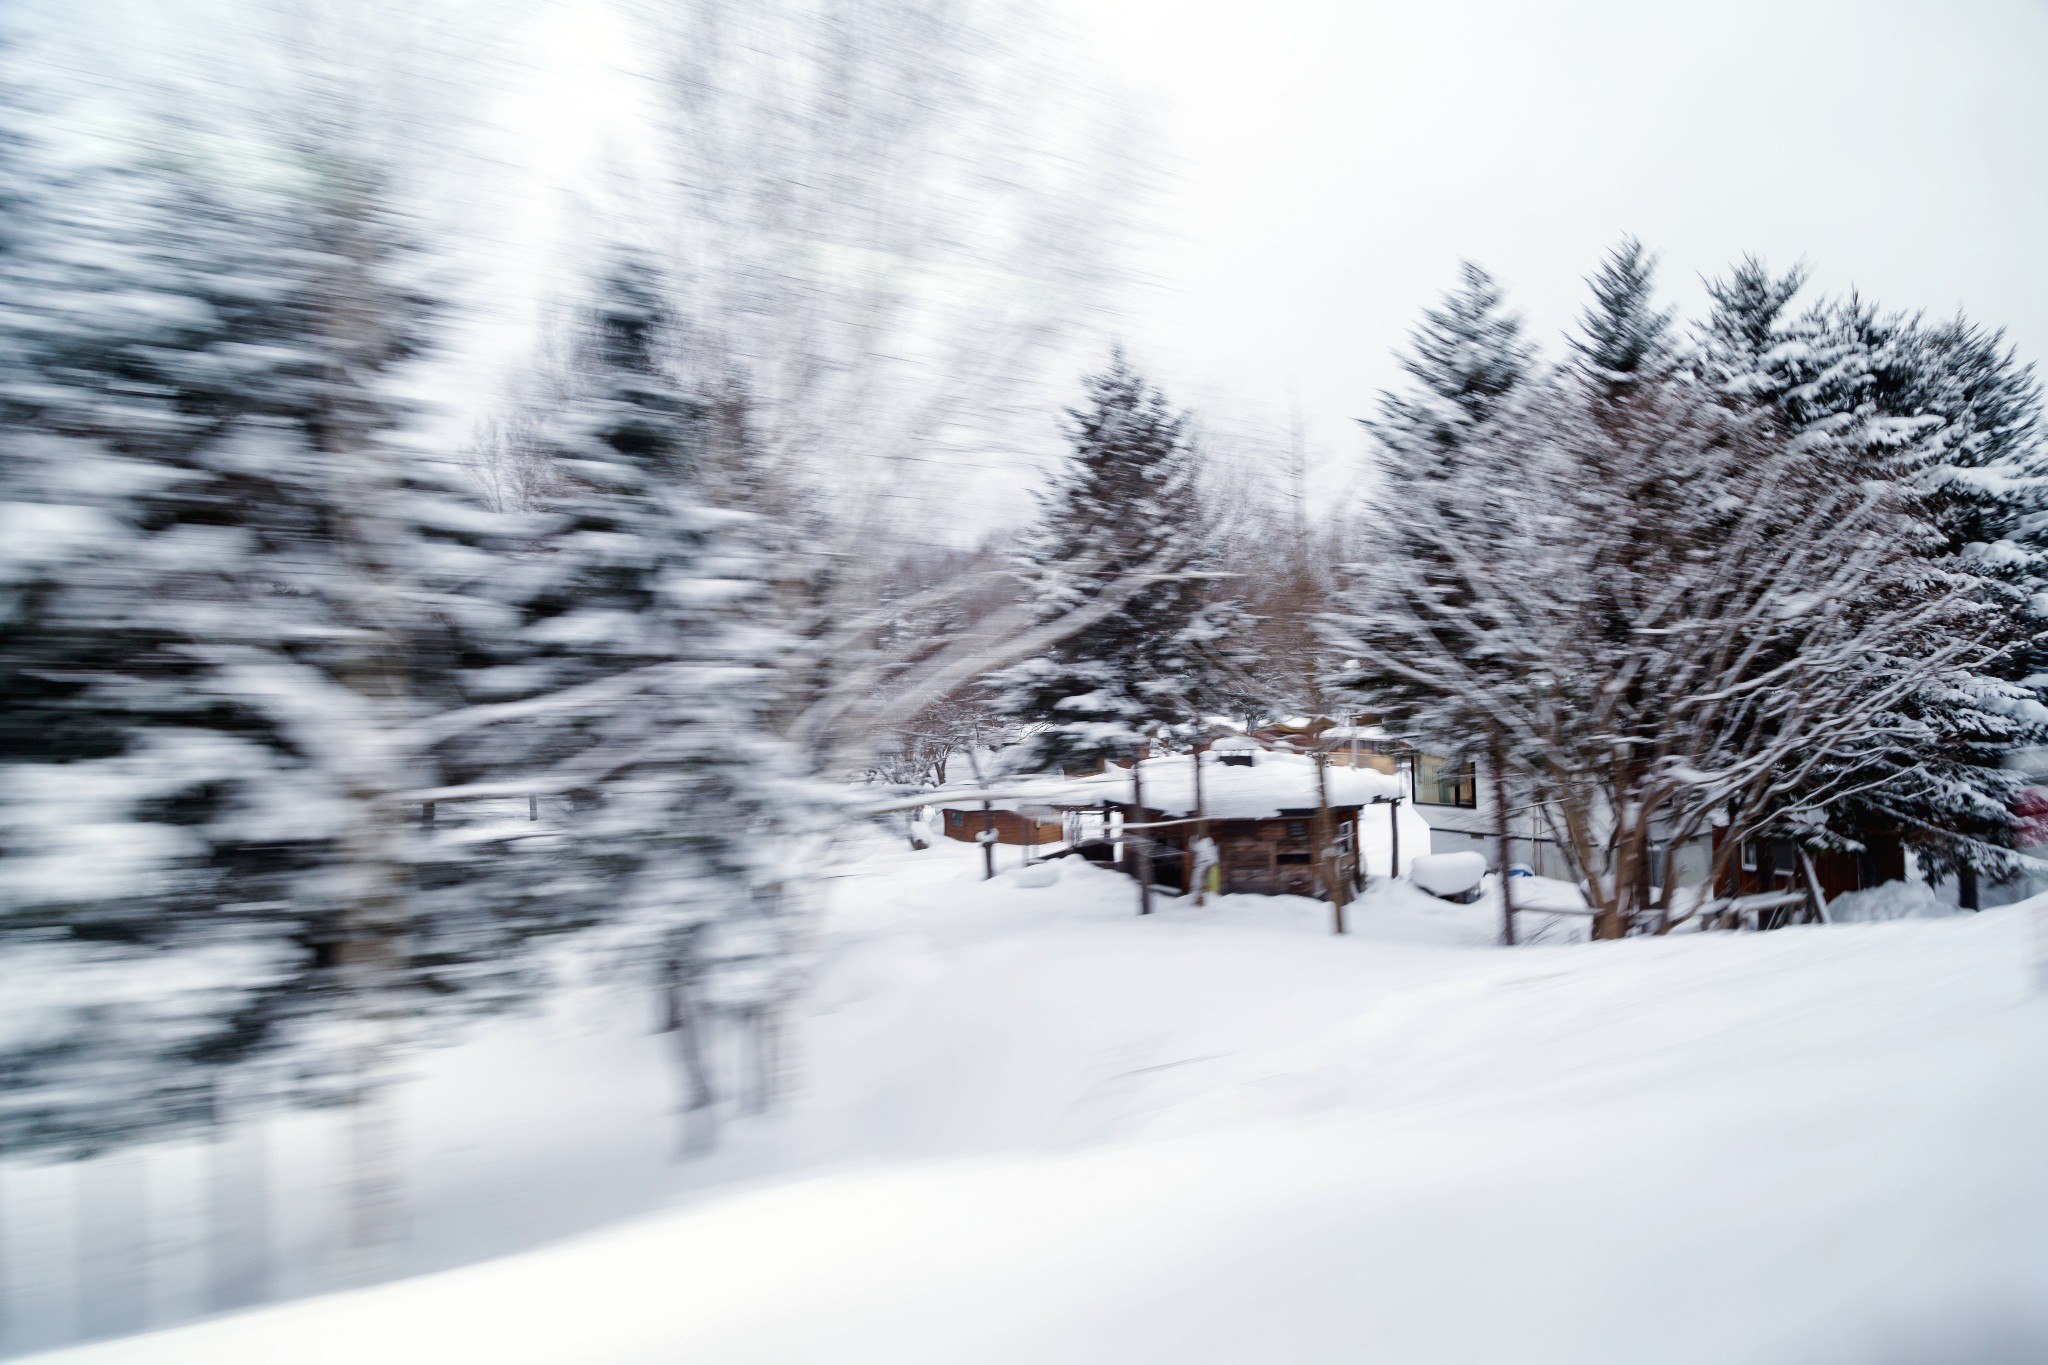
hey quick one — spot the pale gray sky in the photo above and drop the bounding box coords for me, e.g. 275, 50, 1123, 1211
84, 0, 2035, 527
1057, 0, 2048, 480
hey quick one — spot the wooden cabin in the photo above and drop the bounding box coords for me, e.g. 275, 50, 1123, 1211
1714, 827, 1906, 902
1092, 749, 1402, 900
936, 801, 1063, 847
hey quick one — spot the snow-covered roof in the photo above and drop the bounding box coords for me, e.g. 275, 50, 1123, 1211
932, 795, 1056, 816
1319, 724, 1390, 743
1092, 750, 1402, 819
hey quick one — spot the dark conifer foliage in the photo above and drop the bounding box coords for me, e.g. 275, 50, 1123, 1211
990, 351, 1231, 771
1369, 261, 1534, 477
1696, 262, 2048, 885
456, 252, 802, 960
0, 118, 555, 1154
1570, 237, 1679, 399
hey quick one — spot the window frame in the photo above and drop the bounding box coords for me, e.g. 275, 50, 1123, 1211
1412, 754, 1478, 808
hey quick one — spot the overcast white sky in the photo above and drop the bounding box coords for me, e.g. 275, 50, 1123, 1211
90, 0, 2035, 526
1054, 0, 2048, 479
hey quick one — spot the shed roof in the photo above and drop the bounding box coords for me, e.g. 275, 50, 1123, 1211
1091, 751, 1402, 820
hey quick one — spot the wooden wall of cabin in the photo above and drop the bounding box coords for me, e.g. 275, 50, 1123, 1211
1713, 827, 1907, 900
939, 808, 1063, 846
1127, 813, 1362, 899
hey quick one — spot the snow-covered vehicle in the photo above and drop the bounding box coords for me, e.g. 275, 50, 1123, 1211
1410, 851, 1487, 902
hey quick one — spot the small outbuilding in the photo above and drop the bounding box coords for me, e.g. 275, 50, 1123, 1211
935, 799, 1063, 847
1093, 748, 1405, 899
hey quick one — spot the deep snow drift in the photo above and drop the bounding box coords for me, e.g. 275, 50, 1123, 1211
20, 839, 2048, 1364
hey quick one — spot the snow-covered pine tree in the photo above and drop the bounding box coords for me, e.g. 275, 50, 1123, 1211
1331, 246, 1999, 939
1697, 257, 1812, 415
1569, 237, 1679, 404
1696, 265, 2048, 894
1370, 261, 1536, 481
444, 253, 806, 1145
989, 351, 1231, 773
1337, 262, 1538, 768
0, 84, 576, 1166
0, 113, 352, 1156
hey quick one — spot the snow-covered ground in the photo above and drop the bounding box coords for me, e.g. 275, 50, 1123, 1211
16, 836, 2048, 1364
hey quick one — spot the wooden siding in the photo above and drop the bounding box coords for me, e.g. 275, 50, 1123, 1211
940, 807, 1063, 846
1129, 810, 1363, 899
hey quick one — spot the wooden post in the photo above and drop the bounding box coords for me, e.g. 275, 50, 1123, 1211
980, 799, 996, 881
1491, 732, 1516, 947
1189, 747, 1209, 905
1131, 752, 1153, 916
1389, 796, 1401, 880
1316, 749, 1346, 934
528, 793, 537, 821
1798, 848, 1831, 925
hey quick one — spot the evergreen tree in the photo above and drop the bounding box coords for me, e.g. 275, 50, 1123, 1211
1333, 247, 2004, 938
1341, 263, 1539, 753
1369, 261, 1535, 480
0, 123, 352, 1154
0, 104, 564, 1157
989, 351, 1229, 772
450, 253, 806, 1141
1696, 262, 2048, 891
1697, 256, 1812, 414
1570, 237, 1678, 401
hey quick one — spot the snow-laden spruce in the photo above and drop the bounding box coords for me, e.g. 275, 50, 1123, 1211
989, 351, 1241, 771
0, 77, 597, 1165
1694, 257, 2048, 894
1328, 242, 2044, 938
441, 253, 813, 1149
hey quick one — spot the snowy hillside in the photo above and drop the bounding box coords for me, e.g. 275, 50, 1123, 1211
23, 838, 2048, 1365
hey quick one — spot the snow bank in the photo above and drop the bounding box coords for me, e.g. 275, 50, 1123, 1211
1827, 879, 1957, 923
20, 844, 2048, 1365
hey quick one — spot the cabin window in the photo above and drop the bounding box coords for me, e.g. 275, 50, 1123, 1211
1337, 820, 1354, 853
1275, 852, 1312, 865
1285, 820, 1308, 840
1414, 754, 1476, 807
1740, 839, 1757, 872
1771, 839, 1797, 880
948, 810, 962, 828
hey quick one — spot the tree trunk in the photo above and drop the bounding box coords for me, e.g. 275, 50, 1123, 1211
335, 813, 408, 1287
322, 185, 416, 1291
77, 1152, 147, 1342
1315, 749, 1347, 934
1491, 733, 1515, 947
662, 952, 719, 1157
207, 1080, 270, 1313
1130, 751, 1153, 916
